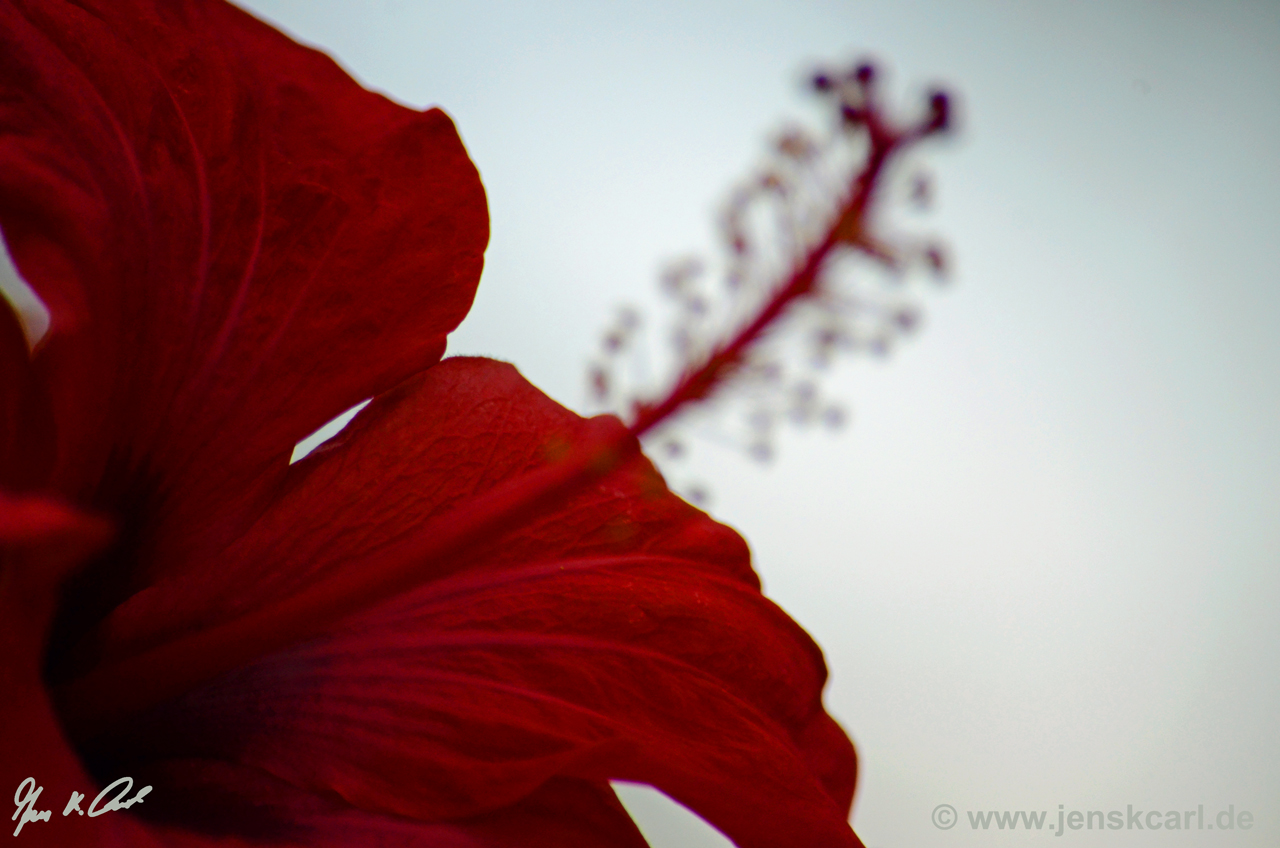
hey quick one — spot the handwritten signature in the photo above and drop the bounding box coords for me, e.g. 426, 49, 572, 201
12, 776, 152, 837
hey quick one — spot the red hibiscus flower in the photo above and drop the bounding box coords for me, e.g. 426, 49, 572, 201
0, 1, 863, 845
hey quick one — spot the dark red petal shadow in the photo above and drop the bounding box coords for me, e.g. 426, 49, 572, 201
0, 297, 54, 489
95, 358, 860, 848
0, 493, 171, 848
2, 491, 651, 846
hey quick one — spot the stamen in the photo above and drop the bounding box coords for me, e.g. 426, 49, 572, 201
599, 61, 954, 458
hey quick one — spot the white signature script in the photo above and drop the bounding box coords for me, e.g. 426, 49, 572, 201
12, 776, 152, 837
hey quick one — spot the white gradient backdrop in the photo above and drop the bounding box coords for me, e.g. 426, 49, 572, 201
13, 2, 1278, 846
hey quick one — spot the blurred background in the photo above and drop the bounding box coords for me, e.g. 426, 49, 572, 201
230, 2, 1275, 845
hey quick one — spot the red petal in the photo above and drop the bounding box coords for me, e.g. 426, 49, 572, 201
1, 493, 646, 847
0, 0, 487, 566
98, 358, 859, 848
